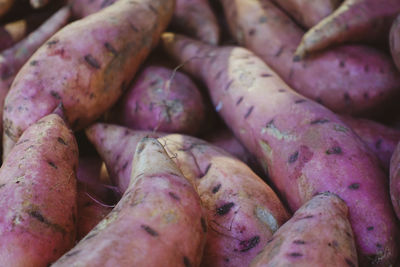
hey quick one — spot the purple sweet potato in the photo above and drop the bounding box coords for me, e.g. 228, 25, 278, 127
86, 123, 290, 267
251, 192, 358, 267
0, 6, 70, 142
171, 0, 220, 45
161, 33, 399, 266
295, 0, 400, 58
219, 0, 400, 115
0, 113, 78, 266
340, 115, 400, 172
271, 0, 340, 28
390, 142, 400, 222
390, 14, 400, 72
111, 65, 206, 135
53, 138, 207, 267
2, 0, 174, 159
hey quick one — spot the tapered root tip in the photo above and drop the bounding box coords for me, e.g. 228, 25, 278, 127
293, 45, 307, 61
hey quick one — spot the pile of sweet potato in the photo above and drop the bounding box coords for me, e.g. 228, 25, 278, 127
1, 0, 400, 266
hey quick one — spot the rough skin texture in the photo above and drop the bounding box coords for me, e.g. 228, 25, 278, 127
271, 0, 340, 28
2, 0, 175, 159
0, 7, 71, 145
111, 65, 206, 135
251, 193, 358, 267
0, 113, 78, 267
171, 0, 220, 45
340, 115, 400, 172
53, 138, 207, 267
219, 0, 400, 115
296, 0, 400, 58
86, 123, 290, 267
161, 33, 399, 266
390, 14, 400, 73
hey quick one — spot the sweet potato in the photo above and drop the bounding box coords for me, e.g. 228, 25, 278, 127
171, 0, 220, 45
86, 123, 290, 267
53, 138, 207, 267
0, 0, 14, 18
161, 33, 399, 266
295, 0, 400, 58
271, 0, 340, 28
340, 115, 400, 172
0, 6, 70, 143
0, 112, 78, 267
2, 0, 174, 159
390, 14, 400, 72
219, 0, 400, 115
251, 192, 358, 267
390, 142, 400, 221
110, 65, 206, 135
70, 0, 117, 19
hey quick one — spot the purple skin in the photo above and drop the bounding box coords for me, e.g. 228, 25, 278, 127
85, 123, 291, 267
111, 65, 206, 135
390, 143, 400, 221
161, 33, 399, 266
251, 192, 358, 267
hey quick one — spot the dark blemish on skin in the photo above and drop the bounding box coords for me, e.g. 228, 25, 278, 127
375, 139, 382, 149
224, 258, 230, 262
316, 97, 323, 104
149, 80, 158, 87
367, 226, 374, 231
129, 22, 139, 32
275, 46, 284, 57
122, 161, 129, 170
50, 91, 61, 100
344, 93, 351, 105
244, 106, 254, 119
89, 93, 95, 99
201, 217, 207, 233
65, 250, 80, 257
326, 146, 342, 155
259, 16, 267, 23
84, 54, 101, 69
215, 70, 222, 80
293, 240, 305, 244
348, 183, 360, 190
30, 60, 38, 66
57, 137, 67, 145
225, 80, 234, 91
345, 258, 356, 267
29, 210, 46, 223
288, 252, 303, 257
376, 243, 382, 248
248, 29, 256, 36
46, 40, 58, 46
364, 65, 370, 72
297, 215, 313, 220
212, 184, 221, 194
202, 164, 212, 177
48, 161, 57, 169
345, 232, 351, 238
261, 73, 271, 77
137, 143, 145, 154
104, 42, 118, 56
0, 184, 5, 189
339, 61, 345, 68
84, 232, 97, 240
364, 92, 369, 99
147, 3, 158, 14
288, 151, 299, 163
216, 202, 235, 215
240, 236, 260, 252
183, 257, 192, 267
236, 96, 244, 106
295, 99, 306, 104
310, 119, 329, 125
141, 225, 158, 236
169, 192, 180, 201
278, 89, 286, 93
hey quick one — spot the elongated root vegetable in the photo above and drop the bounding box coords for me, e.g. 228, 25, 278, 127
0, 7, 70, 143
271, 0, 340, 28
219, 0, 400, 116
53, 138, 207, 267
86, 123, 290, 267
2, 0, 174, 159
0, 113, 78, 266
171, 0, 220, 45
251, 192, 358, 267
390, 14, 400, 72
340, 115, 400, 172
295, 0, 400, 58
161, 33, 399, 266
70, 0, 117, 19
111, 65, 206, 135
0, 0, 14, 18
